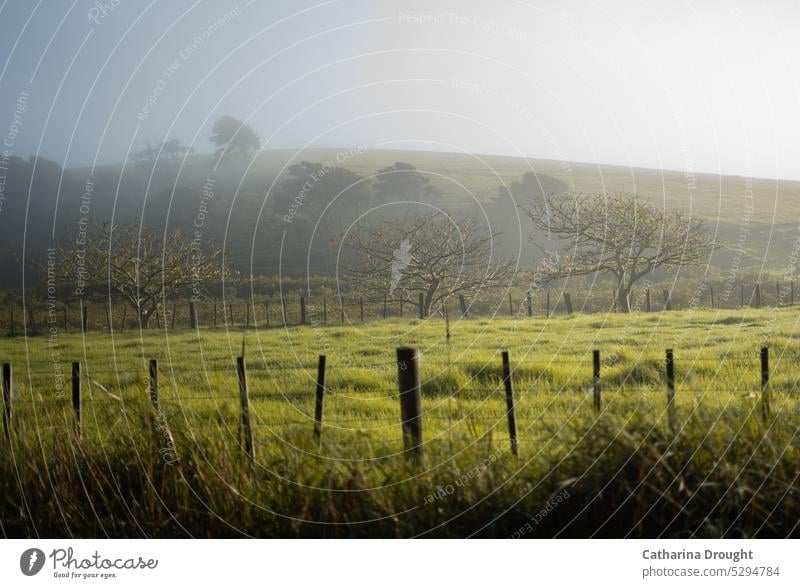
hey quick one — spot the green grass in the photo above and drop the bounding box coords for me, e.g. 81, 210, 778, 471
1, 308, 799, 537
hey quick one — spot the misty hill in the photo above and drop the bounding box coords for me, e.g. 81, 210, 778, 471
1, 148, 794, 289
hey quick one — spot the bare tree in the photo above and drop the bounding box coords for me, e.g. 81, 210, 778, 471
345, 215, 514, 316
59, 223, 230, 327
525, 192, 715, 312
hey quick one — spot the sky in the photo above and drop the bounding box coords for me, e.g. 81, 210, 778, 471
0, 0, 798, 179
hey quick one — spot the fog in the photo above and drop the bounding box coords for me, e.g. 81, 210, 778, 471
0, 0, 798, 179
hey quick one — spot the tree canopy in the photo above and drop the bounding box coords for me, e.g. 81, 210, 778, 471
525, 192, 715, 312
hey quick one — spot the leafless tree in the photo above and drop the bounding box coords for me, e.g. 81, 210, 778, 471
345, 215, 515, 316
59, 223, 231, 327
525, 192, 715, 312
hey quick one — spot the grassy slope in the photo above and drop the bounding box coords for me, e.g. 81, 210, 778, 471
83, 148, 797, 270
2, 308, 799, 537
195, 148, 798, 223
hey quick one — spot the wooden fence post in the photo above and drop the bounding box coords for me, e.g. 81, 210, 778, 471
27, 308, 36, 333
2, 363, 11, 441
526, 292, 532, 317
564, 292, 574, 315
776, 281, 781, 305
546, 290, 551, 317
72, 361, 81, 438
105, 302, 112, 333
237, 356, 255, 459
148, 358, 178, 463
189, 301, 197, 329
383, 293, 388, 319
170, 303, 176, 329
246, 299, 251, 328
314, 355, 326, 440
754, 284, 762, 309
418, 293, 424, 319
360, 296, 364, 322
459, 294, 467, 318
444, 300, 450, 341
300, 296, 306, 325
645, 288, 651, 312
340, 298, 345, 324
761, 346, 770, 422
665, 349, 676, 430
149, 359, 159, 410
592, 350, 601, 411
508, 293, 513, 317
281, 297, 286, 324
397, 347, 422, 455
710, 286, 715, 309
120, 305, 127, 332
81, 304, 88, 332
501, 351, 519, 456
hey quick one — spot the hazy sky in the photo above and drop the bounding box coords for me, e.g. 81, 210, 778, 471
1, 0, 798, 179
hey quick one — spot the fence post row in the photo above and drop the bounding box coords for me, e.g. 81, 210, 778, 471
459, 294, 468, 318
237, 356, 255, 459
501, 351, 519, 456
418, 293, 424, 320
397, 347, 423, 456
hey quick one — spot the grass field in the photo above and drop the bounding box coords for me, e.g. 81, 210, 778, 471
1, 308, 799, 537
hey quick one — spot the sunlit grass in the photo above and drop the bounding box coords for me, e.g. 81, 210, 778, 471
1, 307, 799, 537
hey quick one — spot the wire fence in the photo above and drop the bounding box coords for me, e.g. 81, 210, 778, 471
3, 279, 798, 335
1, 344, 791, 455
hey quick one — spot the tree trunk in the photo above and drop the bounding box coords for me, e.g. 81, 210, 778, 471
616, 283, 632, 313
137, 303, 156, 328
423, 281, 439, 317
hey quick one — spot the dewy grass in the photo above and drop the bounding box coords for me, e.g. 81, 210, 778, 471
1, 308, 799, 537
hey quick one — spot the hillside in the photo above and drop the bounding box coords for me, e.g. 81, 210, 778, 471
1, 148, 795, 289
